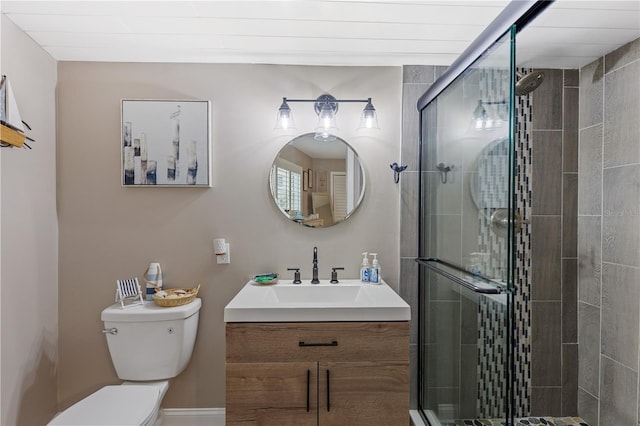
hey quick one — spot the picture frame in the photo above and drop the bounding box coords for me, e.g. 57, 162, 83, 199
308, 169, 313, 189
121, 99, 211, 187
303, 170, 309, 191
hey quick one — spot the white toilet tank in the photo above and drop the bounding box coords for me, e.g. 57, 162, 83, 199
101, 298, 201, 381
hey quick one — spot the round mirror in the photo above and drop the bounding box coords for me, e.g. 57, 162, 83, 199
469, 137, 509, 211
269, 133, 366, 228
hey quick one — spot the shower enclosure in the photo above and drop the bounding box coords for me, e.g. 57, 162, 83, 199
416, 27, 517, 425
414, 2, 554, 424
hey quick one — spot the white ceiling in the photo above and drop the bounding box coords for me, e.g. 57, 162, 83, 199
1, 0, 639, 69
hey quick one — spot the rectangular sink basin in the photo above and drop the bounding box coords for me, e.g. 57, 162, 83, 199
224, 280, 410, 322
272, 284, 363, 304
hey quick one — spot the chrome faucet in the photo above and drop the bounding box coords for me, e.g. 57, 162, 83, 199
311, 246, 319, 284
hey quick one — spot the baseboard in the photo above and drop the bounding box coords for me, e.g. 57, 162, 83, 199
159, 408, 225, 426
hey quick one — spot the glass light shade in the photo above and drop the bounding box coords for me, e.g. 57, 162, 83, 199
274, 99, 296, 130
314, 102, 338, 141
357, 99, 380, 130
472, 100, 490, 130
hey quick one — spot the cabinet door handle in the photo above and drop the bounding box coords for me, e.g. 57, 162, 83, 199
298, 340, 338, 347
306, 369, 310, 412
326, 369, 331, 412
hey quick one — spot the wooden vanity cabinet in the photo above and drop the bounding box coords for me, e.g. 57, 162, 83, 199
226, 321, 409, 426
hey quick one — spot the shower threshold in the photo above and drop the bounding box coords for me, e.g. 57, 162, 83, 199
409, 411, 589, 426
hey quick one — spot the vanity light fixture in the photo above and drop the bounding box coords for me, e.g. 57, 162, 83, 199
275, 93, 379, 141
472, 99, 507, 130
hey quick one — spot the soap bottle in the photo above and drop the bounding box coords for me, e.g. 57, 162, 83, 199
360, 252, 370, 282
370, 253, 381, 284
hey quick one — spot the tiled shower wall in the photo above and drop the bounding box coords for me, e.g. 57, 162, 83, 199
529, 68, 579, 416
400, 65, 445, 410
399, 65, 580, 416
577, 37, 640, 426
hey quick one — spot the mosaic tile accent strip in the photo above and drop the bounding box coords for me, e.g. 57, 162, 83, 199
476, 67, 511, 419
453, 417, 589, 425
475, 67, 533, 418
513, 69, 534, 417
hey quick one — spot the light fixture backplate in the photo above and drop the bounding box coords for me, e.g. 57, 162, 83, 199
313, 94, 339, 115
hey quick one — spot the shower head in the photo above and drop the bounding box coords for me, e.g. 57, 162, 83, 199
515, 70, 545, 96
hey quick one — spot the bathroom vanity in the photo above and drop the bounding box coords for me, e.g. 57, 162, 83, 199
224, 280, 410, 425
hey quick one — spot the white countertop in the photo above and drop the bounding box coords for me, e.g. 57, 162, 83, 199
224, 279, 410, 322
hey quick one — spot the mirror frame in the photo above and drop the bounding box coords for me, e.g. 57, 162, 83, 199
269, 133, 366, 228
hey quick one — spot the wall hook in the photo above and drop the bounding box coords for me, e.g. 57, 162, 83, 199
436, 163, 454, 184
390, 162, 408, 184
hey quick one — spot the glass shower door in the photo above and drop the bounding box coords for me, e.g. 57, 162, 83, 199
417, 28, 516, 426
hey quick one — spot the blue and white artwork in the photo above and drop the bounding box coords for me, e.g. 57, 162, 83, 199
121, 99, 211, 187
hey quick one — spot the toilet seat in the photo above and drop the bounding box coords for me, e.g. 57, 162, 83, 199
48, 385, 160, 426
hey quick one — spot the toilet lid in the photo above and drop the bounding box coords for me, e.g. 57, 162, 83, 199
49, 385, 159, 426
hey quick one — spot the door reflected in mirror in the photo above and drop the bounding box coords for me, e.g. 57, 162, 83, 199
269, 133, 365, 228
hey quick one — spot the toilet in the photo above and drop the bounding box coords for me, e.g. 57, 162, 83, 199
48, 298, 202, 426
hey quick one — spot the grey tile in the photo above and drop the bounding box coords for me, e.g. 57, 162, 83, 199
532, 130, 563, 215
403, 65, 436, 85
580, 58, 604, 128
605, 37, 640, 74
562, 258, 578, 343
400, 258, 419, 344
428, 270, 459, 301
402, 83, 430, 171
427, 300, 460, 348
600, 355, 638, 426
532, 215, 562, 300
563, 87, 579, 173
602, 215, 640, 268
602, 164, 640, 267
578, 124, 603, 216
460, 294, 478, 345
435, 66, 449, 80
459, 344, 478, 419
531, 386, 562, 417
420, 102, 438, 172
425, 169, 462, 215
577, 215, 602, 306
400, 171, 419, 258
426, 342, 460, 388
562, 343, 578, 416
603, 164, 640, 218
533, 69, 564, 130
578, 388, 599, 426
461, 172, 481, 262
604, 60, 640, 168
563, 173, 578, 258
578, 302, 600, 396
601, 262, 640, 369
564, 69, 580, 87
531, 301, 562, 386
428, 214, 462, 265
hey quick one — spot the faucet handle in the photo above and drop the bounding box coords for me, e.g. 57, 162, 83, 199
330, 267, 345, 284
287, 268, 302, 284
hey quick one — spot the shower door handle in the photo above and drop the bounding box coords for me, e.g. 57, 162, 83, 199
415, 257, 505, 294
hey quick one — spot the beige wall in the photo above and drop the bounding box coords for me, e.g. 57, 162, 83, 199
1, 15, 59, 426
56, 62, 402, 409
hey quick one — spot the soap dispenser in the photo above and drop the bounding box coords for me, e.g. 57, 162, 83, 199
370, 253, 381, 284
360, 252, 370, 282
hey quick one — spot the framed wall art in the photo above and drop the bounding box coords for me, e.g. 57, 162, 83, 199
121, 99, 211, 187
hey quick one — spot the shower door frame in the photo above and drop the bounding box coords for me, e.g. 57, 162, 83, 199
416, 26, 517, 425
414, 2, 555, 425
